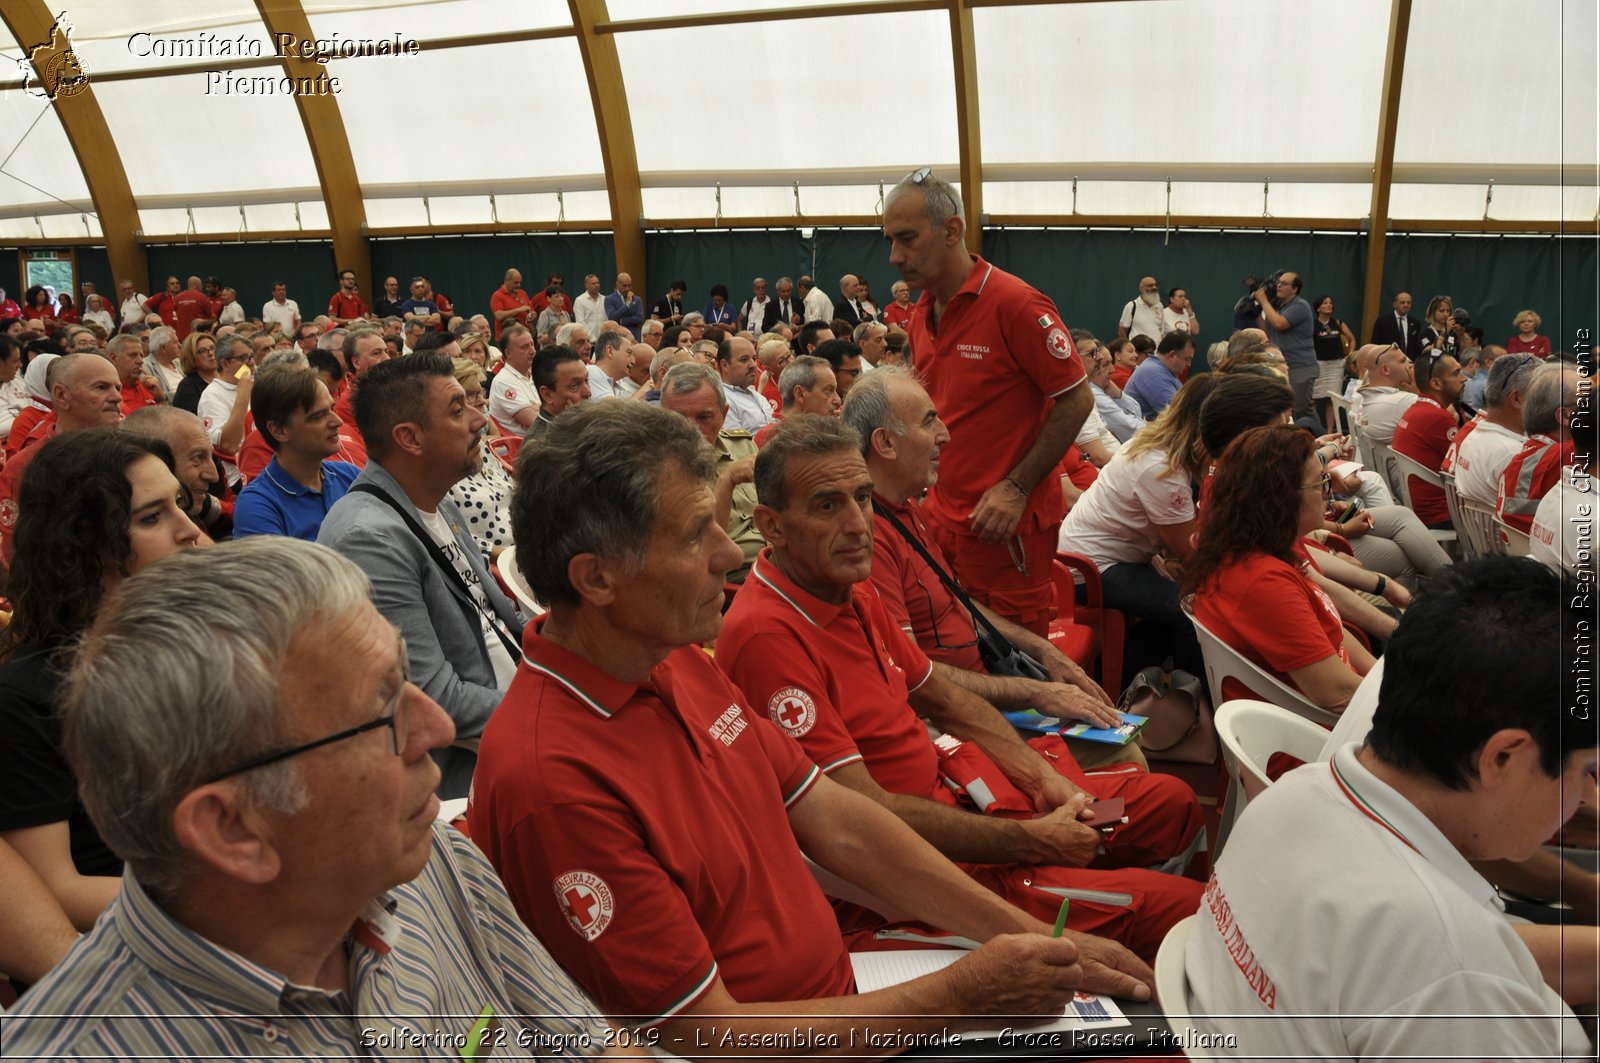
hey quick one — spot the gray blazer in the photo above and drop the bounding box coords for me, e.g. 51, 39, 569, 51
317, 461, 524, 796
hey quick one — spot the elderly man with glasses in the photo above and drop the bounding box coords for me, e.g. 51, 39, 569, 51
197, 334, 257, 486
1, 538, 614, 1060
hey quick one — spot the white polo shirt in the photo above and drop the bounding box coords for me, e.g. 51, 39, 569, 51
1531, 468, 1596, 577
1453, 419, 1526, 505
489, 362, 540, 435
1187, 742, 1589, 1061
261, 298, 300, 335
1354, 386, 1418, 445
1058, 447, 1192, 571
571, 292, 607, 339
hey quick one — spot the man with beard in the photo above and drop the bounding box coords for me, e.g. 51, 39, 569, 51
1117, 277, 1167, 343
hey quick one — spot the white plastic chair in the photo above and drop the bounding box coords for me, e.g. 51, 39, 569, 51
1153, 915, 1196, 1027
1496, 516, 1532, 556
1327, 392, 1353, 436
492, 544, 546, 619
1212, 699, 1333, 856
1182, 601, 1339, 729
1458, 495, 1504, 558
1365, 438, 1404, 509
1388, 448, 1459, 549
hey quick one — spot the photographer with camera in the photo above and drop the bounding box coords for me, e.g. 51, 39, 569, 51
1253, 270, 1317, 421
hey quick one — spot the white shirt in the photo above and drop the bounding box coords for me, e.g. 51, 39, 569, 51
196, 377, 244, 485
1160, 306, 1196, 335
1188, 742, 1588, 1062
1530, 468, 1595, 576
119, 294, 147, 325
571, 292, 608, 338
82, 308, 115, 332
0, 373, 27, 441
417, 508, 518, 689
1452, 419, 1525, 505
802, 288, 834, 324
1073, 406, 1120, 455
218, 301, 245, 325
154, 360, 184, 396
1091, 382, 1144, 443
741, 295, 772, 334
585, 363, 635, 400
1058, 447, 1193, 571
261, 298, 300, 335
489, 362, 539, 435
1353, 386, 1417, 445
723, 384, 773, 433
1118, 297, 1167, 342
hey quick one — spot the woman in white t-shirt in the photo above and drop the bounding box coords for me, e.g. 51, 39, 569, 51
1059, 374, 1217, 685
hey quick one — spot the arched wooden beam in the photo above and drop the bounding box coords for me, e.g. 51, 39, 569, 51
253, 0, 371, 296
0, 0, 145, 289
1361, 0, 1413, 342
569, 0, 646, 294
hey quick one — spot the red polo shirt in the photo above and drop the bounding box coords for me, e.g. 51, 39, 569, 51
0, 427, 52, 565
145, 291, 178, 329
908, 256, 1086, 534
1391, 396, 1458, 525
869, 495, 984, 674
172, 289, 213, 339
882, 302, 914, 329
4, 401, 51, 459
719, 551, 938, 797
1498, 434, 1572, 533
120, 379, 157, 416
489, 287, 533, 340
237, 424, 367, 483
328, 291, 368, 321
1194, 551, 1348, 700
468, 629, 852, 1027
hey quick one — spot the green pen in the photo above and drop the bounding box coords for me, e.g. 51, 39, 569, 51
1051, 896, 1071, 938
460, 1003, 495, 1061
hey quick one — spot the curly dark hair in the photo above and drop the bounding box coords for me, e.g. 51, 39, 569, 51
0, 428, 175, 658
1181, 425, 1316, 599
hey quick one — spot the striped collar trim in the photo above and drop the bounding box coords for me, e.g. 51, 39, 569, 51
750, 551, 841, 628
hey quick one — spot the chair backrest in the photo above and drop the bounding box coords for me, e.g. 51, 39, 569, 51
487, 434, 521, 477
1366, 438, 1402, 503
1153, 915, 1197, 1027
1213, 698, 1333, 852
1458, 495, 1503, 558
1389, 447, 1444, 510
1182, 600, 1339, 728
492, 544, 547, 618
1496, 515, 1532, 556
1441, 472, 1477, 558
1327, 392, 1352, 436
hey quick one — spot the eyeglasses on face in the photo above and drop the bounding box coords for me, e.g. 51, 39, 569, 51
1301, 473, 1332, 496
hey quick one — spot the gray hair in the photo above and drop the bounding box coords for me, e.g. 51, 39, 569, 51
122, 403, 204, 442
777, 276, 793, 289
148, 325, 177, 350
555, 322, 585, 347
318, 327, 348, 353
650, 346, 691, 386
776, 354, 830, 409
594, 329, 628, 363
344, 325, 383, 366
840, 367, 910, 457
752, 276, 766, 288
62, 539, 375, 896
1484, 353, 1542, 410
681, 311, 705, 327
662, 360, 725, 407
214, 333, 253, 364
753, 415, 862, 511
1522, 365, 1578, 437
258, 348, 310, 372
853, 320, 886, 345
887, 168, 963, 228
641, 318, 664, 336
107, 332, 143, 359
511, 402, 712, 608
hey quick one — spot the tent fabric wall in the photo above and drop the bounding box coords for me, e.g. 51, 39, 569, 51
371, 235, 617, 322
145, 242, 336, 319
644, 231, 809, 314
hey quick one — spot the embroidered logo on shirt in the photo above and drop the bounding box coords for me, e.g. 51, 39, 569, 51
554, 870, 615, 941
708, 703, 749, 746
956, 343, 988, 361
0, 499, 16, 528
504, 388, 517, 400
1046, 329, 1073, 359
767, 687, 817, 737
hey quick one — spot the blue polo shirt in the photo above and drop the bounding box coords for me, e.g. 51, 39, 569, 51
233, 458, 361, 542
1123, 356, 1182, 420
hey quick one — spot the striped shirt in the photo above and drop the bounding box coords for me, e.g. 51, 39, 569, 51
3, 824, 609, 1060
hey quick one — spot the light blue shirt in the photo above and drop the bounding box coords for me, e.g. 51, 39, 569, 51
1123, 356, 1182, 420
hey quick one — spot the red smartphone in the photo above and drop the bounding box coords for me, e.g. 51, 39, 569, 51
1080, 796, 1126, 829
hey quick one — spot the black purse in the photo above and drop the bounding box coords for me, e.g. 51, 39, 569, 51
873, 501, 1050, 681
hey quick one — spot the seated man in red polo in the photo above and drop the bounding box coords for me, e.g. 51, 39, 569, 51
1391, 349, 1465, 528
1499, 363, 1584, 533
842, 369, 1142, 770
469, 401, 1151, 1046
719, 415, 1206, 965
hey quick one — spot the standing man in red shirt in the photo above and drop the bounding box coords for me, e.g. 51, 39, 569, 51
489, 268, 532, 341
327, 269, 367, 324
170, 277, 213, 340
884, 168, 1091, 635
1392, 350, 1465, 528
142, 276, 182, 329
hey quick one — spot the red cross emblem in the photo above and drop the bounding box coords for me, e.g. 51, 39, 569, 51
553, 870, 614, 941
767, 686, 816, 736
1045, 328, 1073, 360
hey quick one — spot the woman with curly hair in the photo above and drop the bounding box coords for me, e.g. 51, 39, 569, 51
1183, 424, 1375, 712
1059, 373, 1218, 685
170, 329, 218, 414
0, 429, 201, 931
22, 285, 56, 329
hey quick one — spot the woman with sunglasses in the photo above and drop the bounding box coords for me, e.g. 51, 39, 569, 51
1184, 424, 1375, 713
0, 429, 201, 935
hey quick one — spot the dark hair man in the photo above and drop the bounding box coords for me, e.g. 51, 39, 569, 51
526, 345, 591, 440
233, 364, 361, 541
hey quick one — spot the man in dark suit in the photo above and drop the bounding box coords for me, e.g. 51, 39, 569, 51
771, 276, 803, 328
1370, 291, 1424, 359
834, 273, 866, 328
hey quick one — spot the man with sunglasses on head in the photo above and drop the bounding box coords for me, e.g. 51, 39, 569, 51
881, 167, 1091, 638
1, 538, 613, 1060
1354, 341, 1418, 446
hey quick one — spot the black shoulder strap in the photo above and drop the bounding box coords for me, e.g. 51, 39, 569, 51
350, 482, 522, 659
871, 499, 1015, 652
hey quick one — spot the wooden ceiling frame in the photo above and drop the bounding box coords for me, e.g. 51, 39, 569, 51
1361, 0, 1413, 342
569, 0, 645, 294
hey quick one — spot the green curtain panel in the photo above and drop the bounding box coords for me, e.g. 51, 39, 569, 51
372, 234, 617, 321
644, 230, 810, 313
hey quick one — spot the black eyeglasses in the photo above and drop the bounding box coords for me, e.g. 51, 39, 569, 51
1301, 473, 1332, 496
203, 671, 409, 784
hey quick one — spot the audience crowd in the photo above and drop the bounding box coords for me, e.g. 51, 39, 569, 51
0, 170, 1593, 1060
